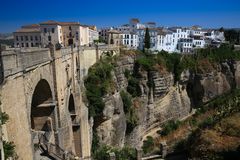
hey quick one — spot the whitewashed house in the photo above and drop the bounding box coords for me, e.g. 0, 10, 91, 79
177, 38, 194, 53
120, 31, 139, 49
88, 26, 99, 45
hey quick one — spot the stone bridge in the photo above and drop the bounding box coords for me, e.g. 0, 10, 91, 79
0, 45, 119, 160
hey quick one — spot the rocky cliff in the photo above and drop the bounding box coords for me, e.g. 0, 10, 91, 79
87, 50, 240, 152
94, 54, 192, 148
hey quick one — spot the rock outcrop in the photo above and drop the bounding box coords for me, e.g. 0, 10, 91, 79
92, 54, 240, 149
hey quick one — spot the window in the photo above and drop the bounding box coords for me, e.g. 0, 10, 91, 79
16, 36, 19, 41
69, 26, 72, 30
25, 36, 28, 41
35, 36, 38, 41
30, 36, 33, 41
16, 43, 19, 46
52, 28, 55, 33
36, 43, 39, 46
21, 43, 24, 47
44, 28, 47, 33
48, 36, 51, 41
26, 43, 29, 47
21, 36, 23, 41
31, 43, 34, 47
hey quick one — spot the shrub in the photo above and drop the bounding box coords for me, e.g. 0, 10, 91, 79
160, 120, 181, 136
0, 112, 9, 124
93, 145, 137, 160
114, 146, 137, 160
199, 117, 215, 129
190, 118, 198, 127
92, 130, 100, 154
127, 77, 141, 97
3, 141, 15, 159
126, 107, 138, 134
124, 69, 131, 79
120, 91, 132, 113
136, 56, 155, 71
93, 145, 111, 160
142, 136, 154, 154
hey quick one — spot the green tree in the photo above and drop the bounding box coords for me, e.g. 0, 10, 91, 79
144, 28, 151, 49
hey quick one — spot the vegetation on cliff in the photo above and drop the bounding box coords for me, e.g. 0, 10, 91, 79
93, 145, 136, 160
120, 91, 138, 134
135, 44, 240, 83
84, 55, 114, 118
0, 110, 16, 159
156, 89, 240, 159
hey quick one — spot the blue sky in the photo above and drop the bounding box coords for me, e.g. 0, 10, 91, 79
0, 0, 240, 33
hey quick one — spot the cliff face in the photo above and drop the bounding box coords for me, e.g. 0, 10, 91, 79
188, 60, 240, 107
93, 54, 240, 149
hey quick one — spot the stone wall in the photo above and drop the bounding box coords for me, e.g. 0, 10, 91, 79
0, 45, 119, 159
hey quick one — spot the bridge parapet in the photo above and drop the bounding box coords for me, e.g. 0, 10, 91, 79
1, 48, 51, 78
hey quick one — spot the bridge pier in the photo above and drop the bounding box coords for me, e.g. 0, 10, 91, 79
136, 148, 143, 160
160, 141, 167, 158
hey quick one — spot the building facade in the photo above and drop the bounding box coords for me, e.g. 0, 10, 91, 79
14, 24, 42, 48
120, 31, 139, 49
88, 26, 99, 45
14, 20, 99, 48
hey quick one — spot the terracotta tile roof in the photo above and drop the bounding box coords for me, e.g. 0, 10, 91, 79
14, 28, 41, 33
40, 20, 80, 26
58, 22, 80, 26
22, 24, 40, 29
157, 29, 167, 36
39, 20, 59, 25
89, 26, 97, 30
107, 29, 120, 34
130, 18, 140, 23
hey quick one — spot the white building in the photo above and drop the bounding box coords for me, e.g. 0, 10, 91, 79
193, 37, 205, 48
137, 28, 158, 50
88, 26, 99, 45
120, 31, 139, 49
204, 30, 225, 42
177, 38, 193, 53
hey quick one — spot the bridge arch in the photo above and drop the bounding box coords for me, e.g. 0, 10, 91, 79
68, 93, 81, 156
30, 79, 56, 131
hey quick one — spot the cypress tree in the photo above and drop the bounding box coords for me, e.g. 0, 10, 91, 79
144, 27, 151, 49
